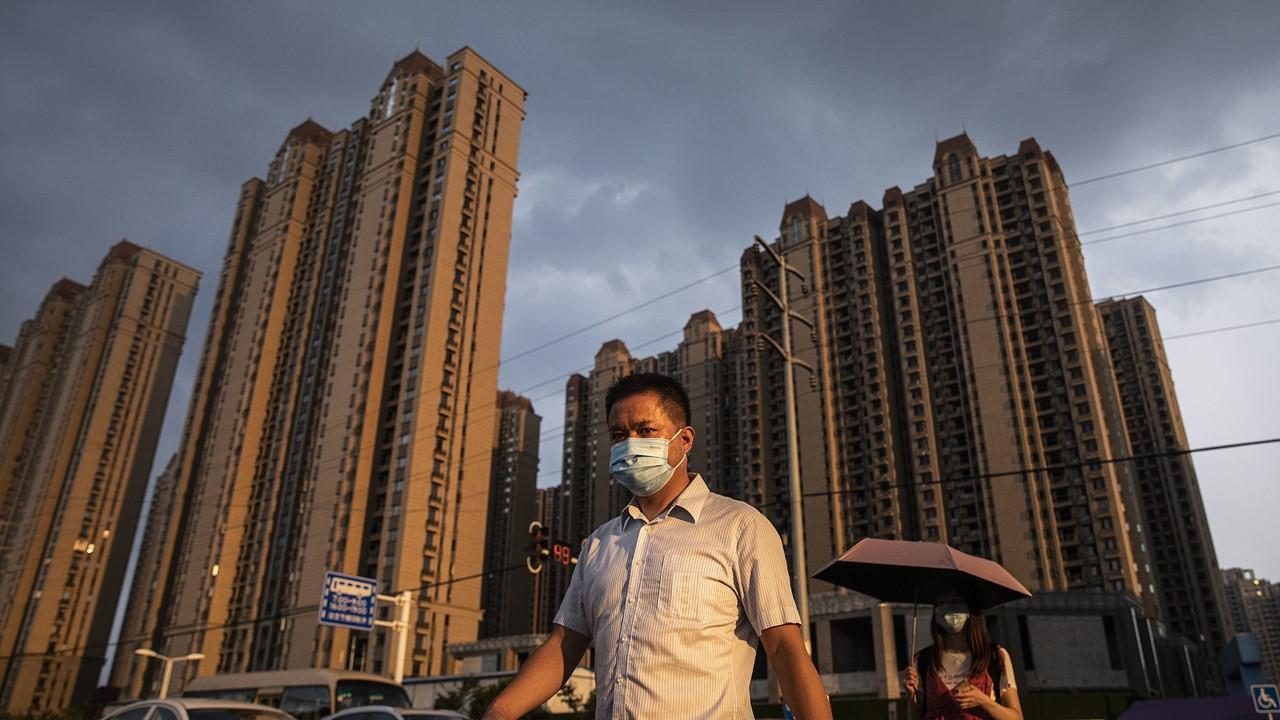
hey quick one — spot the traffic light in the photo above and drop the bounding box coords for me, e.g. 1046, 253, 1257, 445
526, 521, 577, 574
526, 521, 550, 574
550, 540, 576, 566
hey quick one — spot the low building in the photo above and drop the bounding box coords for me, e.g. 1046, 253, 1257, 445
750, 590, 1199, 716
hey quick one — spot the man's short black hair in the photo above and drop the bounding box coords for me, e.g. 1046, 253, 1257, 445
605, 372, 692, 428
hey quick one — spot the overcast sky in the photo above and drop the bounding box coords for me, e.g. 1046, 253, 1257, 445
3, 1, 1279, 582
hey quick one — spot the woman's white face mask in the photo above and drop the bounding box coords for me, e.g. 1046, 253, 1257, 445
934, 603, 970, 634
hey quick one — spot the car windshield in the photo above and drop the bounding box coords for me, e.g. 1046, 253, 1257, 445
334, 680, 410, 709
186, 710, 293, 720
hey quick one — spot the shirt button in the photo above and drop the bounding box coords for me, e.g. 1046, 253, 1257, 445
628, 597, 635, 604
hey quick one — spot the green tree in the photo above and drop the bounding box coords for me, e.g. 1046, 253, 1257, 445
554, 684, 595, 719
432, 678, 479, 712
431, 678, 555, 719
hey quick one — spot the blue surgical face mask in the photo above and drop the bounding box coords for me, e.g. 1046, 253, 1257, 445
934, 603, 970, 634
609, 428, 688, 497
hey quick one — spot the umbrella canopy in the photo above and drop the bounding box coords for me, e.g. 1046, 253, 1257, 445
813, 538, 1032, 610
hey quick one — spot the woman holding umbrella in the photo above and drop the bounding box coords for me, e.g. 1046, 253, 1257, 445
813, 539, 1031, 720
902, 591, 1023, 720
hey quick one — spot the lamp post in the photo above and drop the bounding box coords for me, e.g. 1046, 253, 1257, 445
134, 648, 204, 698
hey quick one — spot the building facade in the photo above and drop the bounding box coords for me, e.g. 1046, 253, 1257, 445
111, 47, 525, 696
0, 345, 12, 405
1222, 568, 1280, 684
480, 391, 541, 638
108, 454, 181, 694
1098, 298, 1230, 660
0, 243, 199, 711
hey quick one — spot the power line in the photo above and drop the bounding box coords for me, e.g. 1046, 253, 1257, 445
1081, 201, 1280, 247
772, 437, 1280, 501
498, 264, 737, 366
1077, 190, 1280, 236
1163, 317, 1280, 341
1072, 131, 1280, 187
1099, 263, 1280, 301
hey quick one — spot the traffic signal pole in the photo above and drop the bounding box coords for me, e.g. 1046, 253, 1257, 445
374, 590, 412, 684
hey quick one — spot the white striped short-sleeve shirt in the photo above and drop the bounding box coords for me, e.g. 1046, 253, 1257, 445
553, 475, 801, 719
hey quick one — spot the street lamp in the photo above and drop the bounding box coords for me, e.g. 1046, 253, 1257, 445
134, 648, 204, 698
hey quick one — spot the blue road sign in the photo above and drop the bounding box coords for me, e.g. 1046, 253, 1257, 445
319, 571, 378, 631
1254, 684, 1280, 714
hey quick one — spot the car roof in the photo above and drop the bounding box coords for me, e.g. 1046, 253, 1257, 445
184, 669, 394, 690
110, 698, 294, 713
326, 706, 391, 719
325, 707, 465, 720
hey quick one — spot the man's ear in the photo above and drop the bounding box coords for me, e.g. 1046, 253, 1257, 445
681, 425, 696, 451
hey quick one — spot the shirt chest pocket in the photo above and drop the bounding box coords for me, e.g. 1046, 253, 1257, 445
659, 554, 730, 625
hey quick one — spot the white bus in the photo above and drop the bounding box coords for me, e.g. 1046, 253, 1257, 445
182, 669, 410, 720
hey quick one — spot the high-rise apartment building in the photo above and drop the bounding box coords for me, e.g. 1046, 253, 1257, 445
0, 243, 199, 711
108, 454, 181, 696
0, 280, 85, 525
480, 391, 541, 638
1098, 298, 1230, 652
112, 48, 525, 693
717, 137, 1146, 607
1223, 568, 1280, 683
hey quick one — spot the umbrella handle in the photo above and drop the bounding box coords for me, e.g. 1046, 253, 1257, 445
908, 586, 919, 703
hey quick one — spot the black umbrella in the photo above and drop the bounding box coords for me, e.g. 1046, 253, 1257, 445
814, 537, 1032, 697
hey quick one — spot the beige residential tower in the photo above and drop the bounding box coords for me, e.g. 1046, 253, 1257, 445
0, 242, 199, 711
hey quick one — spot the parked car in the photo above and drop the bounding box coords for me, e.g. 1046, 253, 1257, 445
102, 697, 298, 720
324, 704, 466, 720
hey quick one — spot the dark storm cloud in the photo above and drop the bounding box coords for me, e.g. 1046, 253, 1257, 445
3, 1, 1279, 576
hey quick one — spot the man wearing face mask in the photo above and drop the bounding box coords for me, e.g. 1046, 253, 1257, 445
484, 373, 831, 719
902, 593, 1023, 720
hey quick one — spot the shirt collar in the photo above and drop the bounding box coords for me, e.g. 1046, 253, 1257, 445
622, 474, 709, 527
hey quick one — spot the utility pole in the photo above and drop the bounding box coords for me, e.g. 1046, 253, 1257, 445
133, 648, 204, 698
751, 235, 816, 646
